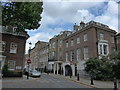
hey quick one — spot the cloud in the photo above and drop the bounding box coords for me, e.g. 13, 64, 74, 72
95, 0, 118, 30
25, 27, 65, 53
26, 0, 118, 53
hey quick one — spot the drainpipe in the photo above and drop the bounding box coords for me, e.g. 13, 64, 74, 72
95, 27, 99, 57
114, 35, 117, 51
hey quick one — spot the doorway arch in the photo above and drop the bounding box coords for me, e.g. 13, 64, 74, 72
65, 65, 72, 76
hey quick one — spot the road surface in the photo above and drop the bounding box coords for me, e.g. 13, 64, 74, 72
2, 73, 92, 88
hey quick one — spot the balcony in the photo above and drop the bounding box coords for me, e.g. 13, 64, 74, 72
0, 26, 29, 38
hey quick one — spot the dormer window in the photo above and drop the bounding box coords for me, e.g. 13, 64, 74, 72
13, 27, 17, 33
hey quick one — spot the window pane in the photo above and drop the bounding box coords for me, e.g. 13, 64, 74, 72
100, 45, 102, 55
84, 34, 88, 41
77, 37, 80, 44
103, 45, 107, 55
77, 49, 80, 61
66, 52, 68, 61
66, 41, 68, 48
10, 43, 17, 53
71, 40, 74, 46
84, 47, 89, 59
111, 36, 114, 43
100, 33, 104, 40
52, 42, 56, 48
0, 41, 5, 52
8, 60, 16, 70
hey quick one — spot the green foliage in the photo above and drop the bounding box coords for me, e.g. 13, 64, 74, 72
85, 57, 113, 81
109, 50, 120, 79
85, 50, 120, 81
2, 64, 22, 77
2, 2, 43, 31
2, 64, 9, 76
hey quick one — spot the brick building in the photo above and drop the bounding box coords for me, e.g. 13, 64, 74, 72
39, 42, 49, 72
48, 31, 72, 74
30, 41, 48, 70
0, 26, 29, 74
62, 21, 117, 76
116, 33, 120, 50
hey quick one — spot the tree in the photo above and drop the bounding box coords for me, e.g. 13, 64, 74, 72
85, 57, 113, 81
2, 2, 43, 32
109, 50, 120, 79
2, 64, 9, 76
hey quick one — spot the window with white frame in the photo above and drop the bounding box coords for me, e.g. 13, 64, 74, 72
84, 47, 89, 59
66, 41, 68, 48
100, 33, 104, 40
98, 43, 109, 56
59, 40, 62, 46
103, 45, 107, 55
111, 36, 115, 43
10, 42, 17, 53
71, 39, 74, 46
49, 43, 51, 49
8, 60, 16, 70
0, 41, 5, 52
65, 52, 68, 61
100, 44, 102, 55
70, 51, 74, 61
84, 34, 88, 41
13, 27, 17, 33
77, 37, 80, 44
52, 42, 56, 48
52, 51, 55, 57
76, 49, 81, 61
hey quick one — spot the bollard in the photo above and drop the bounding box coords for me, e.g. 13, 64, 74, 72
114, 77, 118, 90
70, 74, 72, 78
91, 76, 94, 85
77, 73, 79, 81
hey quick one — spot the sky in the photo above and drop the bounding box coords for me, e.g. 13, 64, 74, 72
25, 0, 119, 54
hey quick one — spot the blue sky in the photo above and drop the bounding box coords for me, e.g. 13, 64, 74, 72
26, 0, 119, 53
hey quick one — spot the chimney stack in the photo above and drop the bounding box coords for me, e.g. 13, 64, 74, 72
73, 23, 79, 32
80, 21, 85, 28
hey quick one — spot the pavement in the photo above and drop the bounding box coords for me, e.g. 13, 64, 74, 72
47, 73, 120, 90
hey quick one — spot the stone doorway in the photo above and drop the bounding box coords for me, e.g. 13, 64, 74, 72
65, 65, 72, 76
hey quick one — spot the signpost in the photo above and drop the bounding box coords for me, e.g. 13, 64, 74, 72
27, 59, 31, 79
70, 61, 72, 65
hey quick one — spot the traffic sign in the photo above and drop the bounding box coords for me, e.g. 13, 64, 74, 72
70, 61, 72, 65
27, 59, 31, 63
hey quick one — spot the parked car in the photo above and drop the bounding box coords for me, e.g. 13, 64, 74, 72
23, 68, 32, 75
30, 70, 41, 77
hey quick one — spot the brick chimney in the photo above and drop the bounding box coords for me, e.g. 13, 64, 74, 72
73, 23, 79, 32
80, 21, 85, 28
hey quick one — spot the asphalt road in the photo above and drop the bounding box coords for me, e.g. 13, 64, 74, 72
2, 73, 92, 88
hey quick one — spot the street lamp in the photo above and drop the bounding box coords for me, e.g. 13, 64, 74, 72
27, 42, 32, 79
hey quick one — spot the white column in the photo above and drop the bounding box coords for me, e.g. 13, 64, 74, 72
71, 65, 75, 76
63, 64, 65, 76
54, 64, 56, 74
56, 63, 59, 74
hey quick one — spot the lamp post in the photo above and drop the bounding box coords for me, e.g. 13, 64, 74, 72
27, 42, 32, 79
